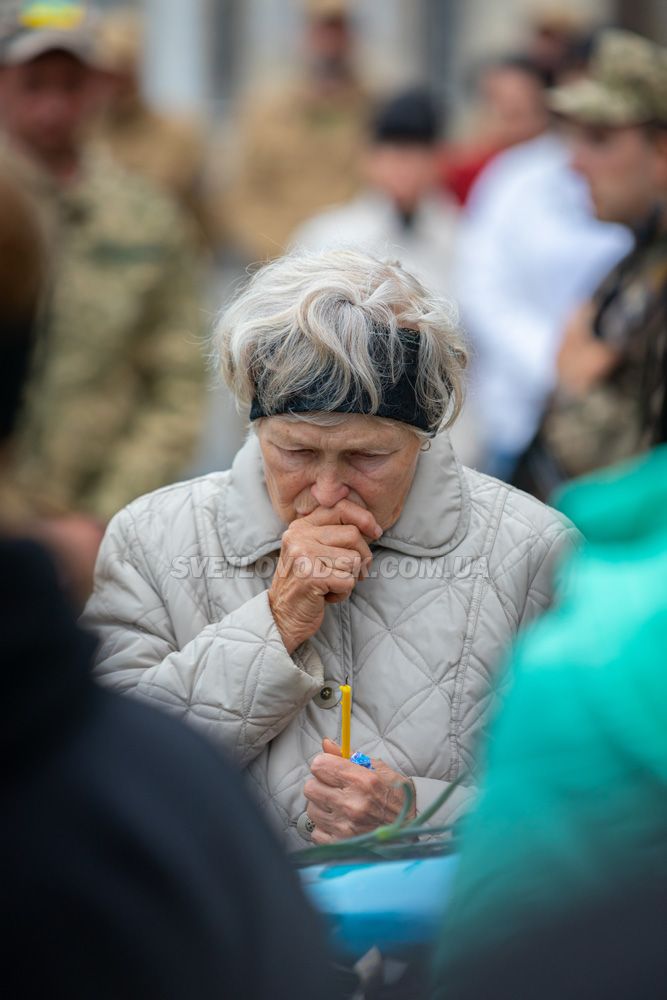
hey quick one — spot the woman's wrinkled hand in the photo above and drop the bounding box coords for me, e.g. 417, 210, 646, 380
268, 500, 381, 654
303, 738, 416, 844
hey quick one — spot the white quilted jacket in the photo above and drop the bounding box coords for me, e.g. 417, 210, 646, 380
84, 432, 575, 849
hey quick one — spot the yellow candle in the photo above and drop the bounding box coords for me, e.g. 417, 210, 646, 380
339, 684, 351, 758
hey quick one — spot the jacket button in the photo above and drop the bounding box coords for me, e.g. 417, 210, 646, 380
313, 679, 342, 709
297, 811, 315, 842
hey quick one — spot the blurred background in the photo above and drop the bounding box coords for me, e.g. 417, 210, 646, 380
97, 0, 667, 116
123, 0, 666, 471
3, 0, 667, 605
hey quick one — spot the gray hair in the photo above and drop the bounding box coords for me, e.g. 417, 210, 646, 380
215, 247, 467, 434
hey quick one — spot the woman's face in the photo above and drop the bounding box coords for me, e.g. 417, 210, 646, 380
257, 414, 422, 532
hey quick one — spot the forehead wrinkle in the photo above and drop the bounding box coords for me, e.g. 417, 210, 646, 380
266, 419, 405, 452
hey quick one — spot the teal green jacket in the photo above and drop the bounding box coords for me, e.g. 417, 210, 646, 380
435, 446, 667, 980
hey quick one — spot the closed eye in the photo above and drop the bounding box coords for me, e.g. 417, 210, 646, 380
349, 452, 391, 465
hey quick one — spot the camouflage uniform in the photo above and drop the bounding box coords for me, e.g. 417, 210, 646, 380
226, 77, 373, 261
92, 103, 209, 240
7, 149, 206, 522
531, 31, 667, 483
540, 217, 667, 478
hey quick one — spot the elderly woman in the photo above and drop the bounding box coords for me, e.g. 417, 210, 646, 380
84, 248, 575, 848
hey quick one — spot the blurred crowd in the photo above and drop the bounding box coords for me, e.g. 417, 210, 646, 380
0, 0, 665, 609
1, 0, 666, 998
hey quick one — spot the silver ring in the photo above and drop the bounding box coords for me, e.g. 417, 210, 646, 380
305, 816, 316, 834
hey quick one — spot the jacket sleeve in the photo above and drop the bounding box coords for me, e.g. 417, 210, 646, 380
84, 217, 206, 522
518, 521, 579, 629
82, 507, 324, 766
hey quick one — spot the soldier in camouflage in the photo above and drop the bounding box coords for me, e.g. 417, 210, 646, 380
526, 30, 667, 490
0, 3, 205, 535
225, 0, 374, 261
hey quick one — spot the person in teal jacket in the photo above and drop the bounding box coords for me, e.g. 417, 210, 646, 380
434, 444, 667, 998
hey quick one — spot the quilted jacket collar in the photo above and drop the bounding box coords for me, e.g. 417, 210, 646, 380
219, 431, 470, 566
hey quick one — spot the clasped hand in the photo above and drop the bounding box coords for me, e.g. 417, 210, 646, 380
303, 739, 416, 844
268, 499, 381, 654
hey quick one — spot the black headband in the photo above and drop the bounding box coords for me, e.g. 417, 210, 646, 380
249, 327, 432, 431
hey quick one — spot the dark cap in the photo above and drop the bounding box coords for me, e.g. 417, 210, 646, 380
372, 88, 441, 145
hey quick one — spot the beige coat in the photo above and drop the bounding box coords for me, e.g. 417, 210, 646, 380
84, 432, 575, 848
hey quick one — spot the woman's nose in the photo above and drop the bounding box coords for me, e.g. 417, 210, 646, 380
310, 472, 350, 508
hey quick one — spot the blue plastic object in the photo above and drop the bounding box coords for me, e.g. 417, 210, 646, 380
350, 751, 373, 769
299, 854, 459, 959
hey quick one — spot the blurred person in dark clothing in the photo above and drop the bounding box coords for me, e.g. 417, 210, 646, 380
0, 164, 339, 1000
0, 2, 205, 604
528, 30, 667, 493
441, 55, 549, 206
2, 547, 340, 1000
225, 0, 374, 261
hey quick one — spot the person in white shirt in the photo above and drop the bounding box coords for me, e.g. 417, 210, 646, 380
293, 87, 459, 302
456, 131, 630, 479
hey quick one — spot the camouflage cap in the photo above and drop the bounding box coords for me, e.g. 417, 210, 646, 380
549, 29, 667, 127
0, 1, 95, 67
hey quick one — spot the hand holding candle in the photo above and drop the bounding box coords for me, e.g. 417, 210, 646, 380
303, 684, 413, 843
304, 738, 417, 843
